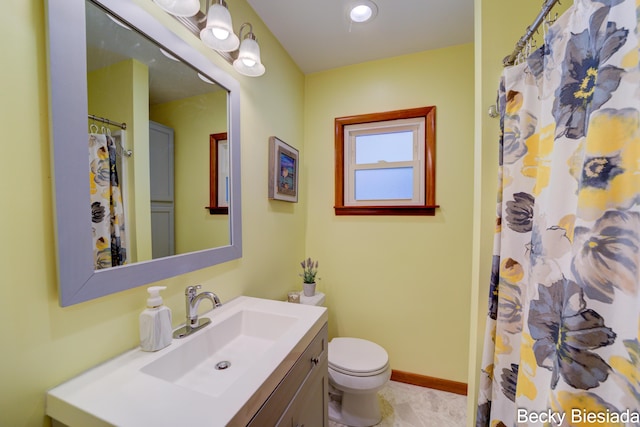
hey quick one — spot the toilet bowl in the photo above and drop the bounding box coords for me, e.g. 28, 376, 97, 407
328, 337, 391, 427
296, 292, 391, 426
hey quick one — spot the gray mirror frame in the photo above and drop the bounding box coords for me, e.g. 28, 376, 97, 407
46, 0, 242, 306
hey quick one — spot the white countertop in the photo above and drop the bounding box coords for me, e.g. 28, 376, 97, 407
46, 296, 327, 427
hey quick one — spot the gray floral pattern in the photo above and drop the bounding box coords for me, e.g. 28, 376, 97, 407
529, 279, 615, 389
572, 210, 640, 302
553, 6, 628, 139
505, 192, 534, 233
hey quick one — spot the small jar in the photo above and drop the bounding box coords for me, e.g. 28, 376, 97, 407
287, 291, 300, 303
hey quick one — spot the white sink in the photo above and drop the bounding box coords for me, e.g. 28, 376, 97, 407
46, 296, 327, 427
141, 309, 297, 397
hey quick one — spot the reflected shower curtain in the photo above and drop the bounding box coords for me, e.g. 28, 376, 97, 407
89, 132, 127, 269
477, 0, 640, 425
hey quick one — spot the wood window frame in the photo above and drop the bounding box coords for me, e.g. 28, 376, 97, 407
334, 106, 438, 216
206, 132, 228, 215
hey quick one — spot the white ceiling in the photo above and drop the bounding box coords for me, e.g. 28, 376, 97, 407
246, 0, 475, 74
87, 2, 221, 105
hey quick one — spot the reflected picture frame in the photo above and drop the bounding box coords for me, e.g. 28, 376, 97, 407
207, 132, 229, 214
268, 136, 299, 203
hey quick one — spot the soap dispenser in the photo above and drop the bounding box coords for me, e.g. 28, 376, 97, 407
139, 286, 172, 352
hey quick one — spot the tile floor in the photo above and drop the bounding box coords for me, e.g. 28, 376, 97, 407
328, 381, 467, 427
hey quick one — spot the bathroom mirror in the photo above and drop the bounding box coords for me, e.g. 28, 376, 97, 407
46, 0, 242, 306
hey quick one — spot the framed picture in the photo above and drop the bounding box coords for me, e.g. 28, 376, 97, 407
206, 132, 229, 214
268, 136, 299, 202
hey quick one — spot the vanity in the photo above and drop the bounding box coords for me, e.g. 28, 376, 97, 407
46, 297, 328, 426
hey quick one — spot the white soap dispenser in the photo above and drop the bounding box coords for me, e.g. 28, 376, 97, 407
139, 286, 172, 352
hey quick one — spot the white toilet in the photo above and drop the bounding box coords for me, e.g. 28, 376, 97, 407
299, 292, 391, 426
328, 337, 391, 426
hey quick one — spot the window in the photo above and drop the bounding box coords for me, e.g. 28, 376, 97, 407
334, 107, 437, 215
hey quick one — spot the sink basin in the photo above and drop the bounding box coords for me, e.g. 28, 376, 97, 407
141, 309, 297, 397
46, 296, 327, 427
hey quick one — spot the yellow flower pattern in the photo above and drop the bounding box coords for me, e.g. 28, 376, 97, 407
515, 334, 538, 401
522, 124, 555, 195
572, 108, 640, 220
551, 391, 625, 427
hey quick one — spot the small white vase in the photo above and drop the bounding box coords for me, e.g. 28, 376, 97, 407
302, 282, 316, 297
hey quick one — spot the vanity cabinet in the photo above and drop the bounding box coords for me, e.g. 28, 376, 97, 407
247, 323, 328, 427
46, 297, 328, 427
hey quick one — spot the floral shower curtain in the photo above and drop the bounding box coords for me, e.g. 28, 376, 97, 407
477, 0, 640, 425
89, 132, 127, 269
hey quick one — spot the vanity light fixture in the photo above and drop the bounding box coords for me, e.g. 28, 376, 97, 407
199, 0, 240, 52
349, 0, 378, 23
152, 0, 200, 17
233, 23, 265, 77
152, 0, 265, 77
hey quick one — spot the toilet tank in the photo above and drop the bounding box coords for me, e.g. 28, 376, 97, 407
300, 292, 325, 306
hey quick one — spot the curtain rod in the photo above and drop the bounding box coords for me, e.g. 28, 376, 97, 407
88, 114, 127, 130
503, 0, 560, 66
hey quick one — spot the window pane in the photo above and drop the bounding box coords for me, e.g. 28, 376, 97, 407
355, 131, 413, 164
355, 168, 413, 200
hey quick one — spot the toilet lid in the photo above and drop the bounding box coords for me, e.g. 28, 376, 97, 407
329, 337, 389, 375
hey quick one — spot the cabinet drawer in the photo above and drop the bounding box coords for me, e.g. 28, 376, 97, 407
248, 324, 328, 426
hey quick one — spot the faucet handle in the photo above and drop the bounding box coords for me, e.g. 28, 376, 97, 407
185, 285, 201, 296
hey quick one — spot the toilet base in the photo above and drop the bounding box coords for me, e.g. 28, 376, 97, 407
328, 389, 382, 427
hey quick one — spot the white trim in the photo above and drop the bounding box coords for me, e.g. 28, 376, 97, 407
343, 117, 425, 206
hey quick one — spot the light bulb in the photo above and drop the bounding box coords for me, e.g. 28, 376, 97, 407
348, 1, 377, 23
233, 24, 265, 77
350, 5, 372, 22
212, 28, 229, 40
199, 2, 239, 51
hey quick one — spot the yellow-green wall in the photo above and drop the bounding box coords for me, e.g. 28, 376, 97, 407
150, 90, 229, 252
467, 0, 572, 424
304, 44, 475, 383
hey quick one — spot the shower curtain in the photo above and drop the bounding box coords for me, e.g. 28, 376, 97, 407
477, 0, 640, 425
89, 132, 127, 269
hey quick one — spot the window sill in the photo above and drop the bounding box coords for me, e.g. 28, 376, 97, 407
334, 205, 439, 216
205, 206, 228, 215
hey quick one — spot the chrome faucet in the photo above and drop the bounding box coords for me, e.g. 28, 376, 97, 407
173, 285, 222, 339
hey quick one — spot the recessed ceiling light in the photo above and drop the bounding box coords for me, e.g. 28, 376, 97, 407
349, 0, 378, 23
159, 48, 179, 61
106, 13, 131, 30
197, 73, 216, 85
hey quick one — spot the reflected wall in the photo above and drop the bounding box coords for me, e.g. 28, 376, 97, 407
150, 90, 229, 253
